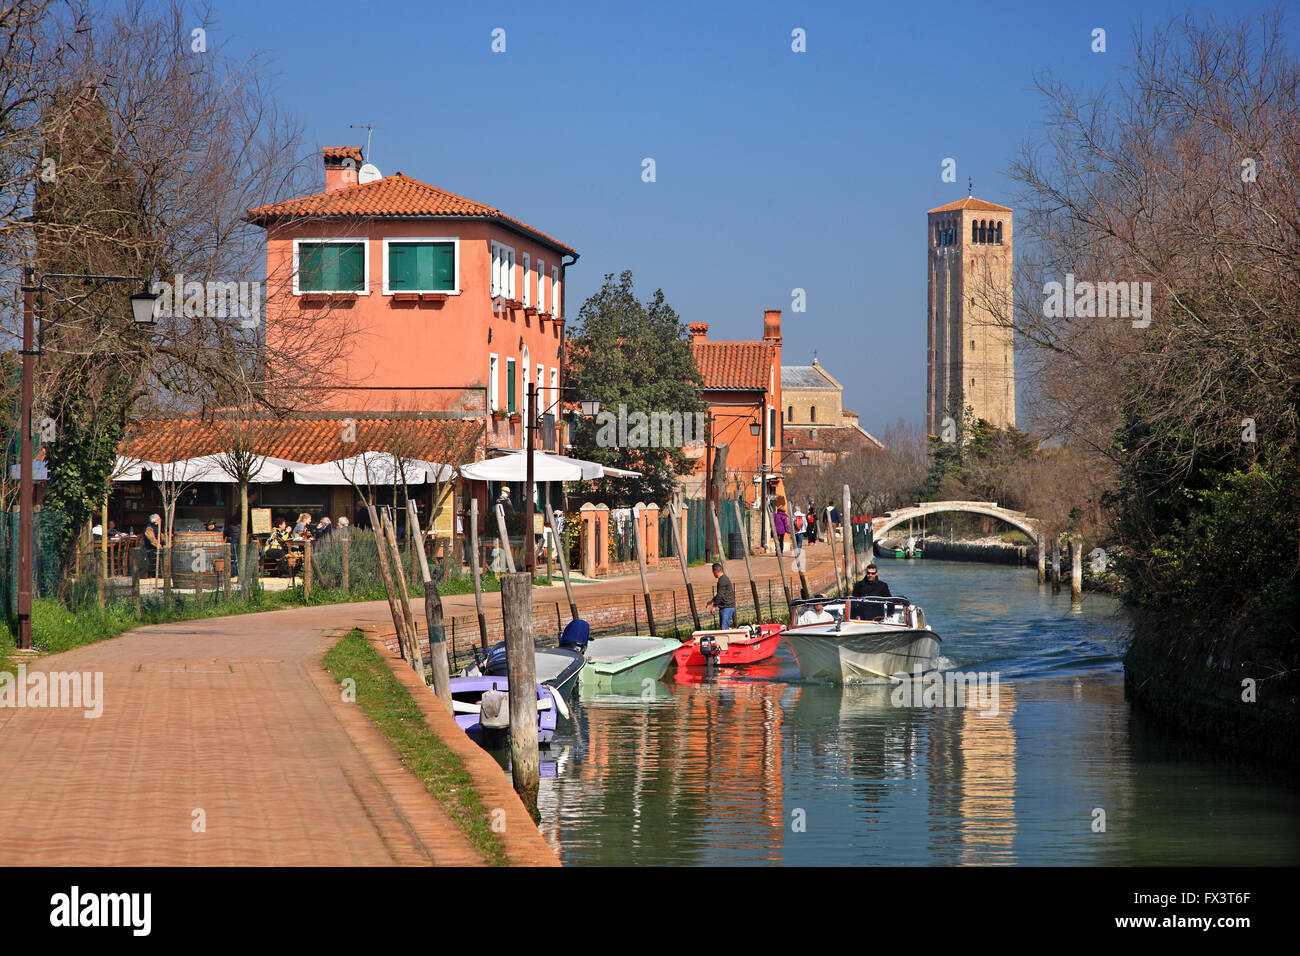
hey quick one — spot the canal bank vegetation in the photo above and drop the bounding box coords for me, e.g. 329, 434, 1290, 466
322, 629, 508, 865
1001, 12, 1300, 761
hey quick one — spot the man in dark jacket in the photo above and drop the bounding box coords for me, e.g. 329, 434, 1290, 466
851, 563, 893, 619
706, 562, 736, 629
853, 564, 891, 597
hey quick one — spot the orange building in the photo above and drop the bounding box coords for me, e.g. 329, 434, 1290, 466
247, 147, 578, 451
683, 311, 784, 509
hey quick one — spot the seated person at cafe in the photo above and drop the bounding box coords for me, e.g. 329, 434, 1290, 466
264, 519, 290, 570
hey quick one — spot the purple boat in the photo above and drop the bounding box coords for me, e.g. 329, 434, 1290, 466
447, 676, 558, 746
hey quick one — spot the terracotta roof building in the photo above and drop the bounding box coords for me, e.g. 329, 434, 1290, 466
683, 313, 783, 513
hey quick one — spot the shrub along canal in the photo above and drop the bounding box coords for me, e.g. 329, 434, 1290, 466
497, 559, 1300, 865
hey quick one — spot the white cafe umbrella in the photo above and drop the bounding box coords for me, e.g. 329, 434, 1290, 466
290, 452, 453, 486
460, 451, 585, 483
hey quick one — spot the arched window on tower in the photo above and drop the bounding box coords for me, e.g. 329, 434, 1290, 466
995, 221, 1003, 244
811, 405, 816, 422
972, 220, 978, 243
979, 220, 988, 244
788, 405, 793, 421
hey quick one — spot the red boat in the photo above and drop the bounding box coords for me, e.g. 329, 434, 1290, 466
673, 623, 784, 669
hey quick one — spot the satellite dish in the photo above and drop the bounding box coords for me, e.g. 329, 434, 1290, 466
357, 163, 382, 184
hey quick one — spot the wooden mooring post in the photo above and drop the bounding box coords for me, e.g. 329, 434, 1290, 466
380, 509, 421, 671
668, 500, 700, 630
732, 500, 763, 624
1037, 534, 1046, 585
367, 504, 414, 664
470, 498, 489, 649
408, 500, 453, 713
501, 573, 540, 818
1070, 539, 1083, 602
826, 506, 844, 597
1050, 537, 1061, 593
842, 485, 856, 585
766, 501, 794, 612
545, 505, 579, 623
631, 504, 656, 635
495, 503, 516, 573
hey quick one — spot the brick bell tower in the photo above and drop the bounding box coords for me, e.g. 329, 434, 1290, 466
926, 196, 1015, 436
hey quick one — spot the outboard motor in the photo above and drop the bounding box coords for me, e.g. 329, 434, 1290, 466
699, 634, 721, 667
559, 618, 591, 653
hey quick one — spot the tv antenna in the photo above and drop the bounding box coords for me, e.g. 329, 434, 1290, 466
349, 124, 374, 162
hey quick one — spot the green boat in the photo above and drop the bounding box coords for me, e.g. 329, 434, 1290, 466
578, 636, 681, 698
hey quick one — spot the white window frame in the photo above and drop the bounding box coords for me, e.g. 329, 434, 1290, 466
551, 265, 560, 316
522, 346, 531, 400
292, 237, 369, 296
536, 258, 545, 314
521, 253, 531, 307
380, 237, 460, 295
489, 241, 516, 300
549, 367, 558, 415
489, 353, 499, 411
536, 364, 544, 410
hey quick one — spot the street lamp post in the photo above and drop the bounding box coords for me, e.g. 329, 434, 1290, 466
14, 267, 156, 649
750, 419, 765, 550
522, 382, 598, 577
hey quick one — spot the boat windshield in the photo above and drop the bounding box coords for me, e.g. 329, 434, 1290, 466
791, 596, 912, 625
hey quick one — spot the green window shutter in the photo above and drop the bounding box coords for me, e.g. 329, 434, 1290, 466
507, 359, 516, 412
431, 242, 455, 291
337, 243, 364, 291
389, 241, 454, 291
299, 244, 325, 291
300, 243, 364, 292
388, 242, 417, 290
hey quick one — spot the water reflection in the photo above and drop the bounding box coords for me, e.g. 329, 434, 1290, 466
525, 562, 1300, 865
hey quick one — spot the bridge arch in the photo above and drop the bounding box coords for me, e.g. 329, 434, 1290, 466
872, 501, 1040, 543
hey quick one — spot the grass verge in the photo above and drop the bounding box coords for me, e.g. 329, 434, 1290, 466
322, 629, 508, 866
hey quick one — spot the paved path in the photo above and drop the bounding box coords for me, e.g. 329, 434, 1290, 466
0, 604, 489, 866
0, 539, 848, 866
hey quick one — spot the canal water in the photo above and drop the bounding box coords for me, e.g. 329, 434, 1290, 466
505, 560, 1300, 865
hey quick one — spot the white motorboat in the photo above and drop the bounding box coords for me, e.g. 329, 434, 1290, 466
782, 596, 941, 682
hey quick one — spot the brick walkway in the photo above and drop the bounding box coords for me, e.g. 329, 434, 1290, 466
0, 538, 850, 866
0, 604, 503, 866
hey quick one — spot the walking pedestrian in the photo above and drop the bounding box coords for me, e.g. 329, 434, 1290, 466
773, 504, 790, 553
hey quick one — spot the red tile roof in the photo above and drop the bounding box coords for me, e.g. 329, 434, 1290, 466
121, 416, 484, 465
927, 196, 1013, 214
692, 341, 779, 391
246, 172, 577, 256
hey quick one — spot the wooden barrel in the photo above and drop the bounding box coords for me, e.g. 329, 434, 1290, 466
170, 532, 229, 589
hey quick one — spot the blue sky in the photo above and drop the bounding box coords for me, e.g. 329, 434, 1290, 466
209, 0, 1289, 437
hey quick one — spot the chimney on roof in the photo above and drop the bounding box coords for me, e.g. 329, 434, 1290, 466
689, 322, 709, 343
323, 147, 364, 192
763, 309, 782, 343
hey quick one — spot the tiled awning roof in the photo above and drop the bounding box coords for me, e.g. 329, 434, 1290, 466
120, 416, 484, 465
245, 172, 577, 256
691, 341, 779, 391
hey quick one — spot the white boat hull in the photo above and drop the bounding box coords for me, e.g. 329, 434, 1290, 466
782, 625, 940, 682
